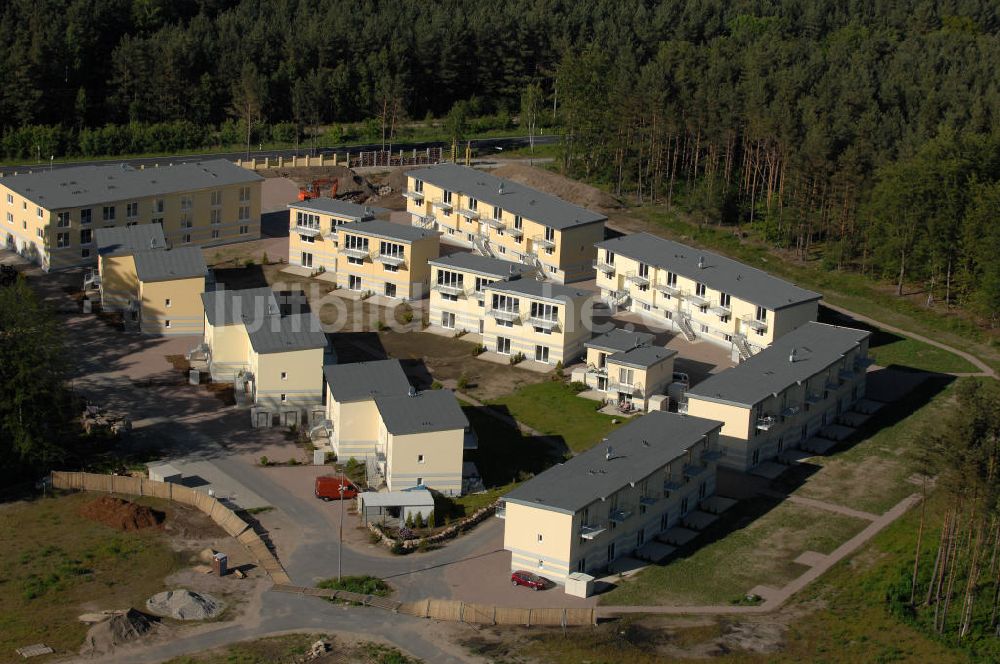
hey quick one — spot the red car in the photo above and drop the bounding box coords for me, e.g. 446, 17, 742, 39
511, 570, 549, 591
315, 476, 358, 501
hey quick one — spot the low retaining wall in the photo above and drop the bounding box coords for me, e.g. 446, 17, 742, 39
399, 599, 595, 626
367, 501, 499, 552
51, 471, 291, 585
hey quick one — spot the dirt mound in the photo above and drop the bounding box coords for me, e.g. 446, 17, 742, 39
79, 609, 154, 655
262, 166, 378, 201
146, 589, 225, 620
491, 163, 621, 212
79, 496, 165, 532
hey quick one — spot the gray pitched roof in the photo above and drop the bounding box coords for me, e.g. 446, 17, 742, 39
596, 233, 821, 311
485, 278, 590, 303
609, 345, 677, 369
338, 219, 438, 243
245, 312, 327, 354
95, 224, 166, 257
428, 252, 533, 279
0, 159, 262, 210
504, 412, 722, 514
288, 198, 388, 221
201, 287, 278, 327
407, 163, 607, 230
686, 322, 871, 407
324, 359, 411, 403
133, 248, 207, 282
375, 391, 469, 435
586, 328, 655, 353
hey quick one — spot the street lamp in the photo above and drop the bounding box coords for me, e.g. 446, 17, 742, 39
338, 471, 346, 581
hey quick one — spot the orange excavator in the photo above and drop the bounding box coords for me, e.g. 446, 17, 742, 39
298, 177, 339, 201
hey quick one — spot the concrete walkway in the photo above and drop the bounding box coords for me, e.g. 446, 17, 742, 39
759, 490, 880, 522
823, 302, 996, 379
597, 492, 921, 617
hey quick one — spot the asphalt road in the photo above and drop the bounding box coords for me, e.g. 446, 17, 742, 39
0, 134, 561, 173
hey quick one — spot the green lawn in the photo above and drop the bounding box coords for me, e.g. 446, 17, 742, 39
0, 492, 189, 657
487, 381, 622, 453
599, 499, 868, 607
868, 335, 977, 374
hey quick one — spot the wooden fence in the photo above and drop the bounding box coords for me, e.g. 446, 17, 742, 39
399, 598, 595, 626
50, 471, 291, 585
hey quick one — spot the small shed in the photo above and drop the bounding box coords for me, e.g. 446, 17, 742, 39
357, 489, 435, 525
147, 462, 183, 483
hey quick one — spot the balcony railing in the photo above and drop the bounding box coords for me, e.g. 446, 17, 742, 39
826, 378, 841, 390
295, 223, 321, 237
677, 401, 689, 414
341, 247, 370, 260
686, 291, 709, 307
507, 226, 524, 239
781, 404, 801, 418
375, 253, 406, 267
743, 316, 768, 332
412, 214, 435, 228
495, 502, 506, 519
683, 463, 707, 478
482, 216, 505, 230
457, 207, 480, 220
625, 271, 650, 287
805, 392, 824, 404
663, 478, 684, 492
839, 368, 855, 381
756, 415, 776, 430
640, 495, 659, 507
701, 448, 724, 462
526, 316, 559, 330
433, 282, 465, 297
532, 235, 556, 249
487, 308, 520, 323
609, 509, 632, 523
656, 282, 681, 296
855, 356, 873, 370
710, 301, 732, 316
432, 199, 453, 212
593, 259, 616, 274
608, 381, 643, 396
402, 190, 424, 201
580, 524, 606, 540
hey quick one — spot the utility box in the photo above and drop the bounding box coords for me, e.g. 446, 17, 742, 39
82, 298, 92, 314
648, 394, 670, 412
667, 381, 686, 404
313, 449, 326, 466
565, 572, 595, 598
188, 369, 200, 386
212, 552, 228, 577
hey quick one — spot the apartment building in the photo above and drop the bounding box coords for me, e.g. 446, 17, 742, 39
500, 411, 724, 588
428, 252, 534, 336
94, 224, 208, 335
287, 198, 386, 274
684, 322, 871, 472
200, 288, 328, 417
334, 220, 440, 300
594, 233, 821, 361
0, 159, 263, 271
323, 359, 472, 495
482, 279, 593, 366
580, 328, 677, 411
405, 163, 606, 283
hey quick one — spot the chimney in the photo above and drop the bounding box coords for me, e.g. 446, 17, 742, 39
498, 182, 504, 195
698, 256, 705, 269
605, 445, 613, 461
789, 348, 797, 363
408, 385, 417, 397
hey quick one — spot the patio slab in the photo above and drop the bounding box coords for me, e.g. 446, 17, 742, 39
794, 550, 828, 567
839, 411, 870, 427
659, 526, 699, 547
280, 265, 314, 278
683, 510, 719, 531
854, 398, 886, 415
607, 556, 647, 576
819, 424, 855, 442
700, 495, 738, 514
636, 541, 676, 564
801, 437, 840, 455
749, 461, 788, 480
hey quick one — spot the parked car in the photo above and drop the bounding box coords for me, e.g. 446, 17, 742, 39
315, 476, 358, 501
672, 371, 691, 388
511, 570, 550, 591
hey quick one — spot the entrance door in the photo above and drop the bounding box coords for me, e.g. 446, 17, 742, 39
597, 376, 608, 391
384, 282, 397, 297
534, 345, 549, 363
441, 312, 456, 329
607, 542, 616, 563
301, 252, 313, 268
496, 337, 511, 354
348, 275, 362, 291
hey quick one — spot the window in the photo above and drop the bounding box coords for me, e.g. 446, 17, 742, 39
239, 186, 251, 202
537, 534, 543, 542
211, 229, 220, 239
618, 367, 635, 386
496, 336, 511, 355
474, 276, 493, 293
152, 218, 164, 227
79, 229, 92, 245
80, 208, 92, 225
36, 207, 43, 218
5, 194, 11, 204
296, 211, 320, 228
443, 190, 453, 204
379, 240, 404, 259
280, 394, 287, 403
468, 197, 477, 211
211, 190, 222, 206
700, 324, 709, 333
5, 212, 11, 223
638, 263, 649, 279
180, 196, 193, 210
492, 205, 501, 220
152, 199, 164, 214
441, 312, 456, 329
301, 252, 313, 268
36, 228, 43, 238
384, 283, 397, 297
544, 227, 555, 254
211, 209, 222, 225
535, 345, 550, 363
666, 271, 677, 287
56, 232, 70, 248
281, 372, 287, 380
437, 269, 463, 289
182, 233, 192, 244
239, 205, 250, 221
126, 202, 138, 218
102, 206, 115, 221
165, 320, 171, 328
513, 215, 522, 230
695, 282, 706, 298
720, 292, 731, 308
755, 305, 767, 322
348, 275, 362, 291
56, 212, 71, 227
165, 298, 172, 308
414, 179, 423, 193
299, 233, 315, 244
418, 454, 425, 464
344, 234, 369, 252
239, 225, 249, 235
81, 248, 90, 258
491, 294, 518, 315
530, 302, 558, 322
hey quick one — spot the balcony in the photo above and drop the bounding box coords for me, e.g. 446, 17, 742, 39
855, 356, 874, 370
710, 301, 732, 316
526, 316, 559, 330
756, 415, 776, 431
495, 502, 506, 519
580, 524, 606, 540
677, 401, 689, 414
457, 206, 480, 220
683, 463, 707, 478
341, 247, 370, 260
402, 190, 424, 202
375, 252, 406, 267
656, 282, 681, 297
639, 495, 660, 507
532, 234, 556, 250
781, 404, 801, 418
663, 478, 684, 492
587, 365, 608, 376
625, 271, 650, 287
593, 259, 616, 275
412, 214, 435, 228
805, 391, 824, 404
743, 317, 768, 332
506, 226, 524, 239
701, 448, 724, 462
839, 368, 855, 381
433, 282, 465, 297
482, 216, 505, 230
609, 509, 632, 523
606, 290, 631, 307
686, 292, 709, 307
295, 223, 321, 237
487, 308, 520, 323
826, 378, 841, 390
432, 199, 453, 212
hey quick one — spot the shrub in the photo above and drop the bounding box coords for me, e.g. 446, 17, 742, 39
431, 381, 443, 390
457, 374, 469, 390
244, 258, 255, 267
569, 381, 589, 393
262, 251, 269, 265
405, 513, 414, 528
471, 344, 486, 356
427, 511, 436, 528
402, 311, 414, 323
376, 320, 388, 331
316, 575, 392, 598
259, 456, 269, 466
509, 351, 526, 365
288, 458, 299, 465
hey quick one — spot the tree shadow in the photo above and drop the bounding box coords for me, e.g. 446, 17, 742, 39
818, 304, 904, 350
261, 210, 289, 238
213, 265, 269, 289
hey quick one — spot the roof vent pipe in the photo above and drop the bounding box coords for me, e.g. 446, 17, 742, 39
499, 182, 504, 195
698, 256, 705, 269
605, 446, 613, 460
408, 385, 417, 397
789, 348, 797, 363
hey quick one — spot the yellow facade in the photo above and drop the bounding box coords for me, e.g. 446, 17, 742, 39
335, 223, 440, 300
138, 276, 205, 336
481, 282, 593, 365
247, 346, 326, 411
98, 254, 139, 310
0, 163, 262, 272
406, 171, 606, 283
503, 502, 575, 580
286, 201, 385, 275
380, 427, 465, 495
327, 398, 382, 461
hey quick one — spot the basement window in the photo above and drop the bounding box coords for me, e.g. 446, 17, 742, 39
537, 534, 543, 542
280, 394, 287, 403
165, 299, 171, 308
164, 320, 171, 328
417, 454, 424, 463
281, 372, 287, 380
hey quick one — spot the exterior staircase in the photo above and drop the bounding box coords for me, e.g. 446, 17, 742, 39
530, 254, 547, 281
734, 334, 753, 361
472, 234, 496, 258
677, 315, 697, 342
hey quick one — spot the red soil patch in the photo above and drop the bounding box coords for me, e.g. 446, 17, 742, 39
79, 496, 165, 531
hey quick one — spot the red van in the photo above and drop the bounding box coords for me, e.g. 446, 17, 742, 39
315, 476, 358, 501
